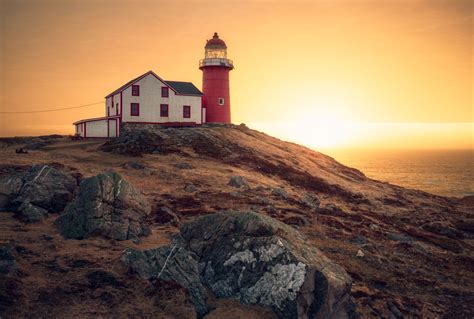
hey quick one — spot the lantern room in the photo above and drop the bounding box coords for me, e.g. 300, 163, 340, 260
199, 33, 234, 69
205, 32, 228, 58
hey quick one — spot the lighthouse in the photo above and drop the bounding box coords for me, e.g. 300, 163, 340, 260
199, 32, 234, 123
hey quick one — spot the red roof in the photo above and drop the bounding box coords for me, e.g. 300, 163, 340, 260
205, 32, 227, 49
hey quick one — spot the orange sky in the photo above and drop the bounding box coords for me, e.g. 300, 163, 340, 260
0, 0, 472, 149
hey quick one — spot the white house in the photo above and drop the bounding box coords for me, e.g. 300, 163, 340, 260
73, 70, 204, 138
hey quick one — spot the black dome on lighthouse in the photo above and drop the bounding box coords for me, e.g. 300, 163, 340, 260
205, 32, 227, 49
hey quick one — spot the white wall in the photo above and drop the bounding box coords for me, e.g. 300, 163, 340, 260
106, 97, 112, 117
112, 93, 121, 116
121, 74, 202, 124
85, 120, 108, 138
108, 119, 117, 138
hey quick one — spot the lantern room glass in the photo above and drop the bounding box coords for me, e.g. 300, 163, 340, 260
205, 47, 227, 59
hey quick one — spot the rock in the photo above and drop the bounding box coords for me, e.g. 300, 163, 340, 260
100, 129, 179, 156
122, 245, 208, 317
300, 193, 320, 209
256, 197, 272, 205
175, 162, 195, 170
0, 164, 78, 221
281, 215, 309, 227
271, 187, 289, 199
264, 205, 278, 214
356, 250, 365, 258
152, 206, 180, 226
121, 161, 147, 170
0, 176, 23, 211
55, 172, 151, 240
369, 224, 380, 230
228, 175, 250, 189
123, 211, 357, 319
386, 301, 404, 319
15, 201, 48, 223
184, 184, 198, 193
0, 244, 17, 275
387, 233, 413, 243
349, 236, 367, 246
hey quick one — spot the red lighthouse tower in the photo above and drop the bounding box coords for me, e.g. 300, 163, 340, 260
199, 33, 234, 123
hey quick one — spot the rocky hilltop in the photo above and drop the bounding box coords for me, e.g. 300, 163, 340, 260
0, 124, 473, 318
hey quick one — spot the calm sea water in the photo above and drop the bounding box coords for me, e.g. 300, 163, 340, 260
323, 149, 474, 198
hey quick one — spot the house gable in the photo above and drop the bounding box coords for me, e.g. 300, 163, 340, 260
105, 70, 202, 98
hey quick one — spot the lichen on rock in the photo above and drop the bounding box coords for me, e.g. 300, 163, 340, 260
122, 211, 358, 319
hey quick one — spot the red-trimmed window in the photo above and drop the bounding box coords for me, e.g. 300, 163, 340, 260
161, 87, 169, 98
183, 105, 191, 118
130, 103, 140, 116
160, 104, 169, 117
132, 85, 140, 96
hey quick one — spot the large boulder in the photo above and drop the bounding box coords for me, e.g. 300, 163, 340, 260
55, 172, 151, 240
0, 164, 78, 222
122, 211, 357, 319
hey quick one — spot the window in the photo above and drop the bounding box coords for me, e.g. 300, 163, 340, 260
218, 98, 225, 105
161, 87, 169, 98
132, 85, 140, 96
160, 104, 169, 117
130, 103, 140, 116
116, 103, 119, 108
183, 105, 191, 118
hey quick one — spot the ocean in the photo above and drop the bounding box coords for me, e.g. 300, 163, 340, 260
323, 149, 474, 198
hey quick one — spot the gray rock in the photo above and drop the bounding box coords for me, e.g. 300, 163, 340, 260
301, 192, 320, 209
55, 172, 151, 240
349, 235, 367, 245
272, 187, 289, 199
0, 177, 23, 211
184, 184, 198, 193
0, 164, 78, 222
122, 245, 207, 317
265, 205, 278, 214
387, 233, 413, 243
121, 161, 147, 170
175, 162, 195, 170
256, 197, 272, 206
281, 215, 309, 228
16, 201, 48, 223
123, 211, 357, 319
228, 175, 250, 189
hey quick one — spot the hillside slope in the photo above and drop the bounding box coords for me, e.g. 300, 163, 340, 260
1, 125, 473, 318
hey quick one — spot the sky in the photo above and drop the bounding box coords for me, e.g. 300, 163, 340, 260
0, 0, 472, 150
